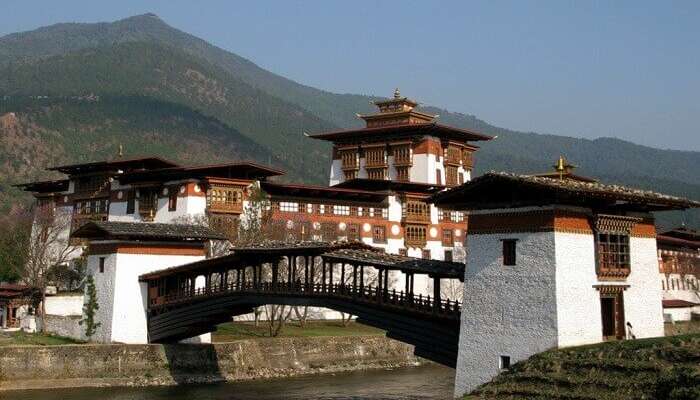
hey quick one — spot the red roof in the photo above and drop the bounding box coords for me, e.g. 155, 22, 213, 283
663, 299, 700, 308
309, 122, 492, 143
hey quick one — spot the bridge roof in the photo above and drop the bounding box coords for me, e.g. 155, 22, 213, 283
139, 241, 372, 281
321, 249, 465, 279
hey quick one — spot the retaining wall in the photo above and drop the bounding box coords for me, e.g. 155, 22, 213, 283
0, 336, 421, 390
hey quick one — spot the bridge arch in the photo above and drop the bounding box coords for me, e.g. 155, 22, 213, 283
140, 242, 464, 367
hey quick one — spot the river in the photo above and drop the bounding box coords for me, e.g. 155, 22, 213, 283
2, 364, 455, 400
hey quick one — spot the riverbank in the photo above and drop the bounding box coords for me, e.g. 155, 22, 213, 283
0, 335, 423, 391
465, 333, 700, 400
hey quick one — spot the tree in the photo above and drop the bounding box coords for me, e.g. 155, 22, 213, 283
79, 275, 101, 339
7, 203, 83, 332
0, 206, 30, 283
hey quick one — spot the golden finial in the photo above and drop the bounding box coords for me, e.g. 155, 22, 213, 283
394, 88, 401, 99
553, 155, 575, 180
118, 144, 123, 158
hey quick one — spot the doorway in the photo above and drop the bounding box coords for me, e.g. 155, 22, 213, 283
600, 292, 625, 340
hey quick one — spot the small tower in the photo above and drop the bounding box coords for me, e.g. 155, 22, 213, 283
359, 88, 436, 128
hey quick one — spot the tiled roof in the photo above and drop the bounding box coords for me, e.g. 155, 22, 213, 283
432, 172, 700, 211
48, 156, 179, 174
71, 221, 227, 241
322, 248, 465, 279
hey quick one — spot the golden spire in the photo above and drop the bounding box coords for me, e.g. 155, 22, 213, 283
553, 155, 575, 179
394, 87, 401, 99
118, 144, 124, 158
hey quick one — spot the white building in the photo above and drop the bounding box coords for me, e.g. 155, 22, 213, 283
70, 221, 226, 343
657, 227, 700, 321
432, 169, 700, 397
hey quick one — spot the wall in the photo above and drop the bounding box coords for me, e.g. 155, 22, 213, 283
625, 237, 665, 339
454, 231, 559, 398
44, 294, 83, 317
87, 249, 205, 344
0, 336, 421, 390
43, 314, 87, 342
554, 232, 603, 346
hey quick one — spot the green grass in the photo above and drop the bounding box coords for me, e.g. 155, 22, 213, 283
465, 333, 700, 400
0, 331, 83, 346
212, 320, 384, 342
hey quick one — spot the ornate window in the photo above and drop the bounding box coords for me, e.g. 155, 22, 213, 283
403, 199, 429, 223
405, 225, 427, 247
367, 168, 386, 180
393, 145, 412, 165
320, 222, 338, 241
445, 166, 459, 186
396, 166, 410, 182
341, 150, 359, 170
364, 147, 386, 167
207, 186, 244, 213
344, 170, 358, 180
445, 145, 462, 165
422, 249, 431, 259
462, 149, 474, 169
594, 215, 638, 280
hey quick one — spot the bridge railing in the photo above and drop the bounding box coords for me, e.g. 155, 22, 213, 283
154, 280, 461, 316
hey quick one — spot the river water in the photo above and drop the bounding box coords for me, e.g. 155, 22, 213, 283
3, 364, 455, 400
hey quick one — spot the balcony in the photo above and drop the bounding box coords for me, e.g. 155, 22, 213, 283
404, 224, 427, 248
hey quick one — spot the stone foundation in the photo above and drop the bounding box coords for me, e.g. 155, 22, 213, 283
0, 336, 423, 390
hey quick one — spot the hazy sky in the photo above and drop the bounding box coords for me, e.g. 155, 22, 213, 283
2, 1, 699, 151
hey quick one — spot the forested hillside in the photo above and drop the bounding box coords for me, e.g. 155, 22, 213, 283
0, 13, 697, 228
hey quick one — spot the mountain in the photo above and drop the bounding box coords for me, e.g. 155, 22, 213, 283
0, 13, 698, 227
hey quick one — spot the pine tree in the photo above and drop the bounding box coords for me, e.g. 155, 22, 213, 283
79, 275, 101, 339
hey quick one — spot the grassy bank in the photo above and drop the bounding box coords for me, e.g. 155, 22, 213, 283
213, 320, 384, 342
466, 334, 700, 400
0, 331, 82, 347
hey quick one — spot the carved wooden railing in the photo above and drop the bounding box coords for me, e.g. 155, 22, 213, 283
149, 281, 461, 317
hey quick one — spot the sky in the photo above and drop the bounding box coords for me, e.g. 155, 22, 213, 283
1, 1, 699, 151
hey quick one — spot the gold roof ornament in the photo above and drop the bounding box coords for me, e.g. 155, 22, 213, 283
394, 87, 401, 99
118, 144, 124, 158
553, 155, 576, 179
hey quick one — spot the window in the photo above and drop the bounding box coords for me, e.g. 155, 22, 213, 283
459, 172, 464, 185
347, 223, 360, 241
403, 200, 429, 223
502, 239, 517, 266
168, 189, 177, 211
436, 169, 442, 185
279, 202, 299, 212
333, 205, 350, 215
405, 225, 427, 247
596, 233, 631, 278
446, 166, 459, 186
444, 250, 453, 262
399, 248, 408, 256
381, 208, 389, 219
307, 203, 314, 213
499, 355, 511, 370
367, 168, 386, 180
393, 144, 411, 165
364, 147, 385, 167
372, 226, 386, 243
442, 229, 453, 246
396, 166, 410, 182
320, 222, 338, 241
99, 257, 105, 273
422, 249, 431, 260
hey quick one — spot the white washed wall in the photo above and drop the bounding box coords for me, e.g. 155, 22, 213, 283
624, 237, 665, 339
454, 231, 558, 397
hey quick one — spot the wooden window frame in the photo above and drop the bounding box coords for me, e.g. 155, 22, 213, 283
372, 225, 387, 244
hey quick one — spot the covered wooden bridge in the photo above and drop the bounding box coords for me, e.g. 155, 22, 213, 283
140, 241, 465, 367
